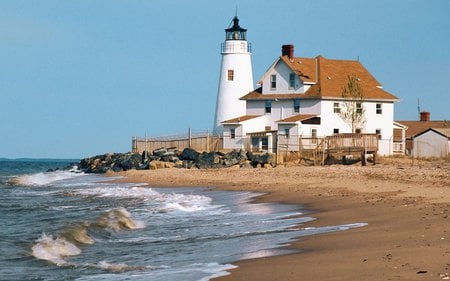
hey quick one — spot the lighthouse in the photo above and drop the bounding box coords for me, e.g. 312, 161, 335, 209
213, 16, 254, 134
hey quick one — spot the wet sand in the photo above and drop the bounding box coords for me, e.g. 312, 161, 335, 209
115, 158, 450, 281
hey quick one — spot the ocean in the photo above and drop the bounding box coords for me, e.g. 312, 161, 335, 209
0, 160, 366, 281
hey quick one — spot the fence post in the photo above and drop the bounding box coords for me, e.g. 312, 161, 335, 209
206, 129, 210, 152
188, 127, 192, 149
276, 134, 280, 164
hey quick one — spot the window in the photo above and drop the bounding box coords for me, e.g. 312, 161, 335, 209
227, 69, 234, 81
265, 100, 272, 113
289, 73, 296, 89
285, 128, 290, 138
230, 128, 236, 139
376, 103, 382, 114
265, 126, 271, 131
311, 128, 317, 144
294, 100, 300, 113
270, 75, 277, 90
333, 102, 341, 113
333, 128, 339, 134
376, 129, 382, 140
356, 102, 363, 114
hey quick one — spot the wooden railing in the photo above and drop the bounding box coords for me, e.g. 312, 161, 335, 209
326, 133, 378, 153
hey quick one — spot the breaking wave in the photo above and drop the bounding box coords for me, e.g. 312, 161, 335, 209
72, 186, 220, 213
31, 208, 144, 266
93, 208, 145, 231
9, 170, 83, 187
31, 233, 81, 266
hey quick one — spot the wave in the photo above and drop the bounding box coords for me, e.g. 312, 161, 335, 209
72, 186, 221, 214
31, 233, 81, 266
94, 261, 147, 273
31, 208, 144, 266
92, 208, 145, 231
9, 170, 84, 187
61, 223, 95, 245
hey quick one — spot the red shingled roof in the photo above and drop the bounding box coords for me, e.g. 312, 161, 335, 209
242, 55, 398, 101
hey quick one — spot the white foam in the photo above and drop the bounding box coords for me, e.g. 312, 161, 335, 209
73, 186, 161, 199
73, 186, 220, 213
95, 261, 145, 272
31, 233, 81, 265
12, 171, 84, 187
164, 202, 208, 212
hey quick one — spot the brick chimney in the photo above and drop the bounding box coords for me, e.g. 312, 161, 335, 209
282, 44, 294, 59
420, 111, 430, 121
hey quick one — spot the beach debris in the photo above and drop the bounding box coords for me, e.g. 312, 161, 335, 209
416, 270, 428, 274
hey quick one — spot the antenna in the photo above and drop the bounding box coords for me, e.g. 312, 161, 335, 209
235, 5, 238, 17
417, 98, 421, 117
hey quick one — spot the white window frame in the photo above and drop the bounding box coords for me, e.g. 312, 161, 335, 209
270, 74, 277, 90
230, 128, 236, 139
289, 73, 295, 89
376, 103, 382, 114
333, 102, 341, 113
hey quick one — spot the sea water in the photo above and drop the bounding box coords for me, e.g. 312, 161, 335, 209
0, 160, 366, 281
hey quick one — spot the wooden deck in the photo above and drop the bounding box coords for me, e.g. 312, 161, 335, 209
326, 133, 378, 153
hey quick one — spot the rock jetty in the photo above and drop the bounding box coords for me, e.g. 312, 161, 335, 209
76, 148, 276, 173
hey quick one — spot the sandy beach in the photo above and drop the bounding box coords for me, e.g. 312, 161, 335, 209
115, 158, 450, 281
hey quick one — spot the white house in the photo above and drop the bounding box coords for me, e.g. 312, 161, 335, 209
221, 44, 399, 156
412, 128, 450, 158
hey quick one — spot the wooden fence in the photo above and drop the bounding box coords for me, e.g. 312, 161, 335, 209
132, 130, 222, 154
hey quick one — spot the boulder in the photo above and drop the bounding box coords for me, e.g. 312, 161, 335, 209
78, 152, 143, 173
152, 148, 168, 157
196, 152, 219, 169
247, 152, 276, 168
180, 148, 199, 161
119, 153, 142, 171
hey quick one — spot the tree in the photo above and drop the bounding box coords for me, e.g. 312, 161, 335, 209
339, 75, 366, 133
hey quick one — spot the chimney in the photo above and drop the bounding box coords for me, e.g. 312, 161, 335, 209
420, 111, 430, 122
282, 44, 294, 59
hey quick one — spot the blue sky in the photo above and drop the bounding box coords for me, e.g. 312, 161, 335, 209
1, 0, 449, 159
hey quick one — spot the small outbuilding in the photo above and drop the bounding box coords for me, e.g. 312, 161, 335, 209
412, 128, 450, 158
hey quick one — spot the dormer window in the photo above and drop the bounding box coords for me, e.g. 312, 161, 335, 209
270, 75, 277, 90
289, 73, 296, 89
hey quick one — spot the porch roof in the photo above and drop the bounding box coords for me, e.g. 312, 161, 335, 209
247, 130, 277, 137
277, 114, 318, 124
221, 115, 261, 124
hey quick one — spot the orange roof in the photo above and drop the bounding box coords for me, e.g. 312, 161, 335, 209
280, 56, 316, 83
242, 55, 398, 101
395, 120, 450, 139
277, 114, 317, 123
221, 115, 261, 124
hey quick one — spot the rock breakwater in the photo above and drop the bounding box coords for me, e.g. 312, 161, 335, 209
76, 148, 276, 173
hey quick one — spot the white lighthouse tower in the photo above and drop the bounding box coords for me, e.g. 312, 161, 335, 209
213, 16, 254, 134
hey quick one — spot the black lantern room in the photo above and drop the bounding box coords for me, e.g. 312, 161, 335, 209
225, 16, 247, 41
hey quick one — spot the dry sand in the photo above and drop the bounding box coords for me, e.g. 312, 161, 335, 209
115, 158, 450, 281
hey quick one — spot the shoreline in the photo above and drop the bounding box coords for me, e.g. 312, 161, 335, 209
114, 158, 450, 280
